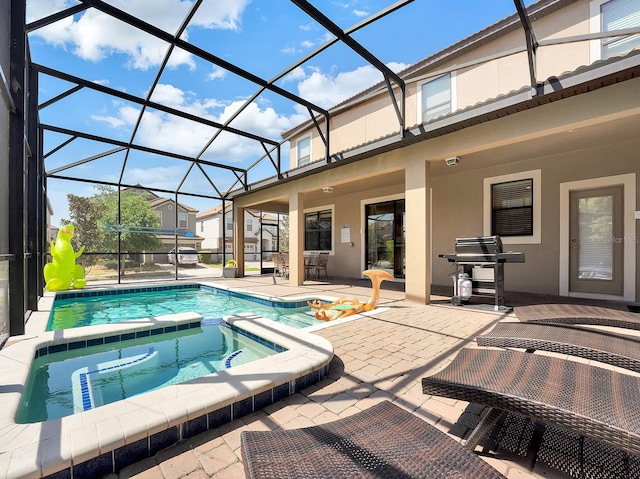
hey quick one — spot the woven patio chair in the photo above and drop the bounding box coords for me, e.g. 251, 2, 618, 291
422, 348, 640, 457
477, 322, 640, 373
272, 253, 282, 278
241, 400, 506, 479
515, 303, 640, 330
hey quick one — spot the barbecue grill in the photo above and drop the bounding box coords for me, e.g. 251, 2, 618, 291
439, 236, 525, 310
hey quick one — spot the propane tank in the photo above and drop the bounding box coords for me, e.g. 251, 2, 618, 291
458, 273, 472, 301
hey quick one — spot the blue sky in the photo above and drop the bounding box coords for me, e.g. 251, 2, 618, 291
26, 0, 525, 227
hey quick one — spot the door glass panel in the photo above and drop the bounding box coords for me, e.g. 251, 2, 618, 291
366, 200, 405, 278
577, 195, 613, 280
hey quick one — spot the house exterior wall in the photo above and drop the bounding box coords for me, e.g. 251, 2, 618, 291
196, 210, 277, 262
430, 137, 640, 297
238, 72, 639, 302
198, 216, 222, 250
236, 0, 640, 304
155, 204, 197, 234
288, 0, 613, 169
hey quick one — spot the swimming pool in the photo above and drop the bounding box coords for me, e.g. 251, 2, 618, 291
48, 283, 321, 331
1, 310, 334, 479
17, 319, 283, 423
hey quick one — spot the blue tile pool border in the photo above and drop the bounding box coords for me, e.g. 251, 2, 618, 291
48, 283, 322, 332
33, 321, 203, 359
42, 364, 331, 479
34, 319, 286, 360
53, 282, 316, 309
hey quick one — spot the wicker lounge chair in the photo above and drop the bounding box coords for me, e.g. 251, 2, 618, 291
241, 400, 506, 479
515, 303, 640, 330
476, 322, 640, 373
422, 348, 640, 456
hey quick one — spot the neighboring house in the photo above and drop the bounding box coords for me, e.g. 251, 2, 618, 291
196, 205, 279, 262
46, 198, 57, 243
124, 186, 204, 264
231, 0, 640, 305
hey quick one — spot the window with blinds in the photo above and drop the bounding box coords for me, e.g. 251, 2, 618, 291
297, 137, 311, 166
421, 74, 451, 122
601, 0, 640, 59
491, 179, 533, 237
178, 213, 188, 229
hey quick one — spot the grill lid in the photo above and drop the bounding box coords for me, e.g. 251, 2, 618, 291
454, 236, 503, 255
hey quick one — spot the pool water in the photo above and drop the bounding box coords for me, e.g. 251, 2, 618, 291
48, 286, 319, 331
17, 320, 281, 423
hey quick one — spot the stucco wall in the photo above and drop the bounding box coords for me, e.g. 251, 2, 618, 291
302, 183, 404, 278
288, 0, 606, 169
430, 137, 640, 297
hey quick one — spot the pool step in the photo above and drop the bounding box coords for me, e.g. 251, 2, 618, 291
71, 347, 158, 412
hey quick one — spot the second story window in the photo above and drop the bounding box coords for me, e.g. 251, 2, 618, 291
178, 213, 188, 229
226, 216, 233, 231
297, 136, 311, 166
602, 0, 640, 58
591, 0, 640, 60
420, 73, 452, 122
246, 218, 253, 231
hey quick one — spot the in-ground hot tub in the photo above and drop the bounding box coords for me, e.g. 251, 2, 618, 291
0, 311, 333, 479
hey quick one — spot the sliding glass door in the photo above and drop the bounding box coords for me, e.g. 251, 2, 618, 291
365, 199, 405, 278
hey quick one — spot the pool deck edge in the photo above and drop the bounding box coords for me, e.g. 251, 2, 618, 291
0, 304, 334, 479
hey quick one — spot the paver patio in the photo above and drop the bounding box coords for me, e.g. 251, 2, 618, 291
21, 273, 631, 479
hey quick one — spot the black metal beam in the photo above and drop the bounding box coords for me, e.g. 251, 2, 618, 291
47, 174, 230, 201
26, 4, 90, 33
33, 63, 279, 146
8, 0, 26, 335
199, 0, 413, 166
38, 85, 83, 110
40, 124, 247, 174
47, 147, 127, 175
514, 0, 539, 91
26, 63, 40, 311
120, 0, 203, 184
291, 0, 407, 132
78, 0, 329, 117
291, 0, 405, 87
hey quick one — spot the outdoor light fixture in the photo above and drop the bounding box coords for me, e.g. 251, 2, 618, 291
445, 157, 460, 167
323, 186, 333, 194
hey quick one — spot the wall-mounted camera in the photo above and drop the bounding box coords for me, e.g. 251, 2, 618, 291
445, 157, 460, 167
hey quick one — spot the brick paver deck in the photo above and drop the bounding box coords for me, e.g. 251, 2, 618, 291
90, 275, 594, 479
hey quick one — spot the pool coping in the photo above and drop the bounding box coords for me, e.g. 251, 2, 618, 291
33, 281, 384, 334
0, 302, 334, 479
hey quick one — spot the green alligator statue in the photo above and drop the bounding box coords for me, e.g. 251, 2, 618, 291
44, 224, 87, 291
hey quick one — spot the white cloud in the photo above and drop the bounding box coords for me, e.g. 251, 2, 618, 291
190, 0, 250, 30
301, 40, 314, 49
91, 114, 127, 128
295, 62, 410, 109
281, 45, 299, 55
282, 66, 306, 83
207, 66, 227, 81
122, 165, 189, 190
148, 83, 186, 107
352, 9, 369, 17
26, 0, 250, 70
92, 84, 304, 163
